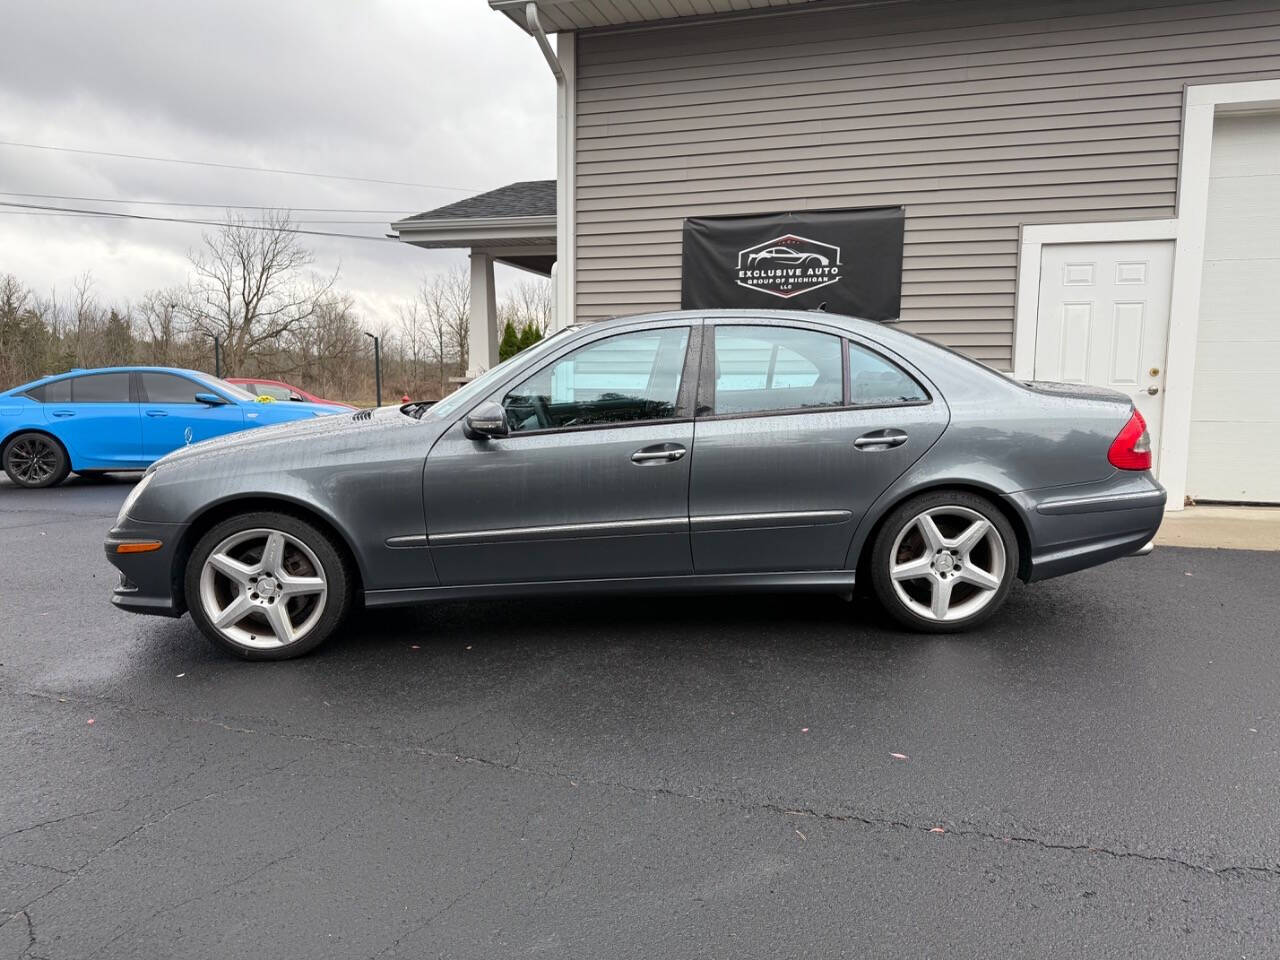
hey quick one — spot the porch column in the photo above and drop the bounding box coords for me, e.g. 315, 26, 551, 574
468, 250, 499, 377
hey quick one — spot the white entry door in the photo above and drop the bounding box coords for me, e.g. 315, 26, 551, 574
1034, 240, 1174, 463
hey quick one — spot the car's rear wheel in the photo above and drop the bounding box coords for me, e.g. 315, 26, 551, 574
2, 432, 70, 488
869, 490, 1018, 633
185, 511, 352, 660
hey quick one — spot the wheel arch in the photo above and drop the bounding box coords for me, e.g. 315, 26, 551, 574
850, 479, 1034, 584
172, 494, 367, 611
1, 427, 74, 480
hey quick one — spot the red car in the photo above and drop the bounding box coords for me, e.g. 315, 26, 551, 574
227, 378, 357, 410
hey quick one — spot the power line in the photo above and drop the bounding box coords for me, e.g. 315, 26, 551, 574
0, 140, 479, 192
0, 210, 399, 224
0, 191, 418, 214
0, 200, 403, 243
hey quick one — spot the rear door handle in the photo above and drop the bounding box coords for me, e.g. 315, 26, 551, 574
51, 409, 75, 418
145, 410, 168, 418
631, 444, 687, 464
854, 429, 908, 450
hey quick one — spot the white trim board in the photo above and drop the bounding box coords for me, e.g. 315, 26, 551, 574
554, 30, 577, 331
1011, 77, 1280, 512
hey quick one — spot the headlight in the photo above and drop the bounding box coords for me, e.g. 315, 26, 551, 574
116, 472, 155, 526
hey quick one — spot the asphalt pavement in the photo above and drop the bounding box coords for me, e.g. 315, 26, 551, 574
1, 475, 1278, 959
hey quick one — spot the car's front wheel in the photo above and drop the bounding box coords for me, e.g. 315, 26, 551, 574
2, 432, 70, 488
868, 491, 1018, 633
185, 511, 352, 659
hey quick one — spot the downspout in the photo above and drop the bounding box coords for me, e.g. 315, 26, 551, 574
525, 2, 563, 81
525, 2, 574, 329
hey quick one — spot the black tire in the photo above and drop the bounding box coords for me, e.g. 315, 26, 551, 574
2, 432, 70, 488
868, 489, 1019, 634
185, 511, 353, 660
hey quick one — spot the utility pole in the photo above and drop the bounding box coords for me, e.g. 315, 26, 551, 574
364, 331, 382, 407
210, 334, 222, 378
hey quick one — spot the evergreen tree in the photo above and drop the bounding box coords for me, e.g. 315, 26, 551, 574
498, 320, 521, 361
517, 323, 543, 352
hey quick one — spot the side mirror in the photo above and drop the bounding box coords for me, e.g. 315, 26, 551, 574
194, 392, 228, 406
289, 393, 304, 402
463, 401, 509, 440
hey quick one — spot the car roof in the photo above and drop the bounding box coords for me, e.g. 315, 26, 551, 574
587, 307, 888, 334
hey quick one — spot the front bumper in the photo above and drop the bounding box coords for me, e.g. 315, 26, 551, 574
104, 519, 189, 617
1012, 474, 1167, 582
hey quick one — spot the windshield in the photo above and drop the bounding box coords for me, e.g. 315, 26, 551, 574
195, 374, 258, 402
420, 328, 577, 422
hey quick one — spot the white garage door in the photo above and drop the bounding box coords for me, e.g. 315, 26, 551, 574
1187, 112, 1280, 503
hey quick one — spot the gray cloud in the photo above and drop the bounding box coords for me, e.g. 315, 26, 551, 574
0, 0, 554, 319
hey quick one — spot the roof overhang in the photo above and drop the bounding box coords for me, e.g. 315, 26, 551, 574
491, 0, 822, 33
390, 214, 555, 249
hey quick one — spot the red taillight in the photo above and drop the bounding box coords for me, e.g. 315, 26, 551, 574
1108, 409, 1152, 471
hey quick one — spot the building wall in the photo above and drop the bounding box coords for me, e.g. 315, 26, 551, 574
573, 0, 1280, 368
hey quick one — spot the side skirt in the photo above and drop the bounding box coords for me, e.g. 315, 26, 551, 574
363, 570, 857, 608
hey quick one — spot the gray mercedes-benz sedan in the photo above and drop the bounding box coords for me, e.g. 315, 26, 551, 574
105, 309, 1165, 659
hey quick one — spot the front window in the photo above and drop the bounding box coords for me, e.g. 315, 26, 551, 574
141, 372, 205, 403
420, 327, 576, 423
712, 325, 843, 416
503, 327, 690, 432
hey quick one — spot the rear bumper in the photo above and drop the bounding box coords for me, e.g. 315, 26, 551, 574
1011, 474, 1167, 582
104, 519, 188, 617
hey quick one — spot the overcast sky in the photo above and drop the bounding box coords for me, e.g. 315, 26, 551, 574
0, 0, 554, 323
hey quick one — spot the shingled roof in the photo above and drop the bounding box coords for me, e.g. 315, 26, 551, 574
404, 180, 555, 222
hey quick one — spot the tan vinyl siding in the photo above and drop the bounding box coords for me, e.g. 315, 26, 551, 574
573, 0, 1280, 367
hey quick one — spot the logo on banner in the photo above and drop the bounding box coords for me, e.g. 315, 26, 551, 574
735, 234, 842, 299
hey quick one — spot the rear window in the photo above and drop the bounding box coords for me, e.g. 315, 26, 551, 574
71, 372, 131, 403
25, 379, 72, 403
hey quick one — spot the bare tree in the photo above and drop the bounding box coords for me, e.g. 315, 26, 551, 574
397, 300, 429, 394
135, 288, 187, 366
439, 266, 471, 374
504, 277, 552, 334
184, 210, 336, 376
417, 272, 461, 395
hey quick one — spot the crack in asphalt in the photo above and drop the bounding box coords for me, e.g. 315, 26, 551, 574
0, 750, 315, 951
13, 686, 1280, 888
365, 867, 500, 959
82, 800, 376, 960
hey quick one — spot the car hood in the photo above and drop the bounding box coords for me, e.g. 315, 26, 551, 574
147, 404, 435, 476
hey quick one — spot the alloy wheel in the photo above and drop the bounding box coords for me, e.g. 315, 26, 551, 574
7, 436, 59, 485
888, 505, 1006, 623
198, 528, 328, 649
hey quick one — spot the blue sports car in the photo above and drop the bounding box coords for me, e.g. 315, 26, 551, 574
0, 366, 348, 487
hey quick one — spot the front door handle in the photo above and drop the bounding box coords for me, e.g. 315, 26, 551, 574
854, 429, 908, 451
631, 444, 687, 464
145, 410, 169, 418
51, 409, 75, 418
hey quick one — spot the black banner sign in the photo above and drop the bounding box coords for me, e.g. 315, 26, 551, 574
680, 206, 905, 320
